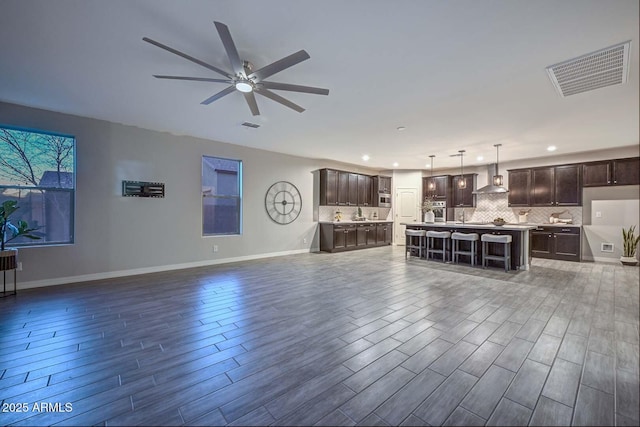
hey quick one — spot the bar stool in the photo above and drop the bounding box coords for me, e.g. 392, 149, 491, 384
426, 230, 451, 262
481, 234, 512, 272
451, 232, 479, 266
405, 229, 427, 259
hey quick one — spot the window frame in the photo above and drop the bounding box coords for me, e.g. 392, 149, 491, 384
201, 155, 243, 236
0, 124, 76, 247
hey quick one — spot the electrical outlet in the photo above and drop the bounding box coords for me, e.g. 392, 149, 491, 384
595, 211, 602, 218
303, 238, 307, 244
213, 245, 219, 253
17, 262, 23, 271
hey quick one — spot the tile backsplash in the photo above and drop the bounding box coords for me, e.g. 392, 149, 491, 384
319, 206, 392, 222
453, 193, 582, 224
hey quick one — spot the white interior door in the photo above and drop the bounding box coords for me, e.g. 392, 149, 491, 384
395, 187, 419, 245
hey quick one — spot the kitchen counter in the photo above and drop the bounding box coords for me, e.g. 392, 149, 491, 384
319, 220, 392, 224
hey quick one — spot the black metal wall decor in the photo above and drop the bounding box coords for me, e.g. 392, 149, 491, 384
122, 181, 165, 198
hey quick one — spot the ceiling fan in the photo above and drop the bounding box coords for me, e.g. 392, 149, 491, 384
143, 21, 329, 116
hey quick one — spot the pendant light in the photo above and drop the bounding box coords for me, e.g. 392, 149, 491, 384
428, 155, 436, 192
458, 150, 466, 189
492, 144, 503, 186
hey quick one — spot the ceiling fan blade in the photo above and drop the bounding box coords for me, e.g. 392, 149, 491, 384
214, 21, 244, 77
243, 92, 260, 116
201, 85, 236, 105
143, 37, 232, 79
259, 81, 329, 95
153, 75, 232, 83
256, 88, 305, 113
249, 50, 310, 82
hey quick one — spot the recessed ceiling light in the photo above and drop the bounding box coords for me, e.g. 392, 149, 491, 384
396, 126, 406, 131
362, 154, 370, 161
547, 145, 557, 152
477, 156, 484, 161
392, 162, 399, 167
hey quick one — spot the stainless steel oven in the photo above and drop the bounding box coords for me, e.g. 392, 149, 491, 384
432, 200, 446, 222
378, 193, 391, 207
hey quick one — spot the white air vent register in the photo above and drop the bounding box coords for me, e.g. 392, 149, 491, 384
546, 41, 631, 97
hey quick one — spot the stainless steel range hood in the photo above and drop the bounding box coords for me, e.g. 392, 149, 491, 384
473, 164, 509, 194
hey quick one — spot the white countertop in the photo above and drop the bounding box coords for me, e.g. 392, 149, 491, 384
403, 221, 539, 230
319, 220, 393, 224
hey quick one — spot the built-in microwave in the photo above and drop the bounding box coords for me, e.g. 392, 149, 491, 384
378, 193, 391, 207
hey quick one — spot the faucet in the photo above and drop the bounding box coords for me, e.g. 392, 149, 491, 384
460, 208, 466, 224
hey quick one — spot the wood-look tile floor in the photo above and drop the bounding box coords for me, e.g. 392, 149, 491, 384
0, 246, 638, 426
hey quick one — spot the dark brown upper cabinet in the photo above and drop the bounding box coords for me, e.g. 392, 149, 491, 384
374, 176, 392, 194
320, 169, 377, 207
348, 173, 359, 205
337, 171, 350, 206
531, 164, 581, 207
423, 175, 451, 200
357, 174, 373, 206
507, 169, 531, 207
319, 169, 338, 205
451, 174, 477, 207
583, 157, 640, 187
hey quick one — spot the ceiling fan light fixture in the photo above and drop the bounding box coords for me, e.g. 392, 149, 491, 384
235, 81, 253, 93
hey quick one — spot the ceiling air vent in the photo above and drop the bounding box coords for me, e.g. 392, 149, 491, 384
546, 41, 631, 97
241, 122, 260, 128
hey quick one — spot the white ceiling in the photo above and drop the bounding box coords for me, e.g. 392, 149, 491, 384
1, 0, 638, 170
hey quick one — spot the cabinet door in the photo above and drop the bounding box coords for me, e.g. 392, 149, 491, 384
380, 177, 391, 193
333, 227, 346, 249
358, 175, 372, 206
376, 224, 385, 244
337, 172, 349, 206
554, 165, 581, 206
425, 176, 449, 199
434, 176, 450, 199
320, 169, 339, 205
356, 225, 367, 246
348, 173, 359, 206
532, 167, 554, 206
554, 232, 581, 261
423, 177, 433, 201
366, 227, 376, 245
376, 223, 392, 244
508, 169, 531, 207
452, 174, 475, 207
530, 230, 553, 258
613, 158, 640, 185
582, 162, 611, 187
345, 229, 357, 248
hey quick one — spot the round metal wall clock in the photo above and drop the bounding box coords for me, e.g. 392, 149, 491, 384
265, 181, 302, 224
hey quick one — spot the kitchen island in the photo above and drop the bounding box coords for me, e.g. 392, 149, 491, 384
402, 222, 538, 270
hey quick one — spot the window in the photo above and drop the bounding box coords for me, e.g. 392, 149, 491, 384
0, 125, 75, 246
202, 156, 242, 235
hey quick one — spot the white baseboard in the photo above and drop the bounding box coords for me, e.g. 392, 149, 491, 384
582, 255, 628, 264
18, 249, 312, 290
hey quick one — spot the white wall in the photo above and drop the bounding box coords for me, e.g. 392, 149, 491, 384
1, 101, 382, 289
582, 186, 640, 262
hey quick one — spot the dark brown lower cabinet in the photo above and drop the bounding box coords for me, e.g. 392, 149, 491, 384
320, 222, 392, 252
531, 226, 581, 262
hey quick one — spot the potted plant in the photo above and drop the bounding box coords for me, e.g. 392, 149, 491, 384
422, 197, 435, 223
0, 200, 40, 271
621, 225, 640, 266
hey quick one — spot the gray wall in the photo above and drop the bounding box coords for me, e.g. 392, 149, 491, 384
1, 101, 380, 288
